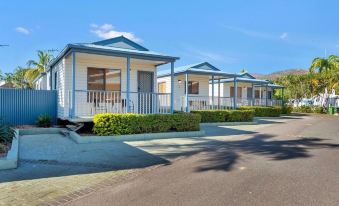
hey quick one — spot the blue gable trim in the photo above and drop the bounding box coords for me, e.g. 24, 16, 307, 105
92, 36, 149, 51
239, 72, 256, 79
191, 62, 220, 71
48, 44, 179, 69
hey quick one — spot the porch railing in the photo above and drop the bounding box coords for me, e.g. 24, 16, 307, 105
67, 90, 171, 118
180, 96, 233, 111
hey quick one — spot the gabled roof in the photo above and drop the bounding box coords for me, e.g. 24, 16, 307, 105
48, 36, 179, 69
174, 62, 221, 72
219, 77, 269, 84
92, 36, 149, 51
238, 72, 256, 79
157, 62, 236, 78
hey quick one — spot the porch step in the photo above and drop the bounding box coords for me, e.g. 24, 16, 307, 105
60, 129, 70, 137
66, 123, 84, 132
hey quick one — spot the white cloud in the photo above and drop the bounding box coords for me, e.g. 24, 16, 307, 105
15, 26, 30, 35
181, 46, 237, 64
280, 32, 288, 40
224, 26, 289, 41
224, 26, 275, 40
90, 24, 141, 42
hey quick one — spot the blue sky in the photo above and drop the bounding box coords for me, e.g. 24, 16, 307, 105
0, 0, 338, 74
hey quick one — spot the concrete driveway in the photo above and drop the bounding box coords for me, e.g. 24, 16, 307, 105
67, 114, 339, 206
1, 114, 338, 206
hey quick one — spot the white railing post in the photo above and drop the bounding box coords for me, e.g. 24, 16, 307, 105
233, 77, 237, 109
211, 75, 215, 110
218, 79, 221, 109
71, 52, 76, 118
170, 61, 175, 113
185, 72, 189, 112
126, 57, 131, 113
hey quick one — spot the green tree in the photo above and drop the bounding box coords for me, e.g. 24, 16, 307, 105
25, 50, 53, 85
309, 55, 339, 73
240, 68, 247, 73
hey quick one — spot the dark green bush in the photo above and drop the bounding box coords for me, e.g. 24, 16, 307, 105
239, 106, 281, 117
93, 113, 201, 136
36, 113, 52, 127
191, 110, 253, 123
293, 106, 325, 114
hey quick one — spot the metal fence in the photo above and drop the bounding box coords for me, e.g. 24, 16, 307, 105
0, 88, 57, 125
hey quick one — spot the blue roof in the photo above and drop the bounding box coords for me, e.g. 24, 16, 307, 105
216, 77, 284, 88
219, 77, 269, 84
49, 36, 179, 69
157, 62, 236, 78
237, 72, 256, 79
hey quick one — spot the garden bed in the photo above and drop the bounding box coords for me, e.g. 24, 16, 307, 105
0, 130, 19, 170
0, 142, 11, 158
70, 129, 205, 144
69, 113, 204, 143
191, 110, 254, 123
239, 106, 282, 117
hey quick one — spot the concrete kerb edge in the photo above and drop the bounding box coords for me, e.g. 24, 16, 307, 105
200, 121, 257, 126
0, 129, 20, 170
69, 130, 206, 144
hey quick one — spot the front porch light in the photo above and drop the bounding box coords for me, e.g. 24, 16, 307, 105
178, 80, 182, 84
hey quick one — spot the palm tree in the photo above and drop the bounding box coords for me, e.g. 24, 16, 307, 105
240, 68, 247, 73
309, 55, 339, 73
25, 50, 53, 84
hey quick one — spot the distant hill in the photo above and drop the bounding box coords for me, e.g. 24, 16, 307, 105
252, 69, 308, 80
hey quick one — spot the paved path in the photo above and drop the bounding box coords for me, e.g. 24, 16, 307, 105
67, 114, 339, 206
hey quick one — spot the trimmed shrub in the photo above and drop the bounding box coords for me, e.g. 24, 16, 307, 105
226, 110, 254, 122
191, 110, 254, 123
93, 113, 201, 136
280, 105, 293, 115
239, 106, 281, 117
293, 106, 325, 114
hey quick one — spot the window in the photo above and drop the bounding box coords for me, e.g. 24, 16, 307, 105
87, 68, 121, 91
54, 72, 58, 90
230, 87, 242, 98
185, 81, 199, 94
255, 90, 264, 98
158, 82, 166, 93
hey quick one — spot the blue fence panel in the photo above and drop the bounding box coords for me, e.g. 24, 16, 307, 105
0, 89, 57, 125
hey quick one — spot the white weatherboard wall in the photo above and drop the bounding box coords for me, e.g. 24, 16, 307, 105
157, 74, 210, 110
214, 82, 272, 98
53, 53, 158, 119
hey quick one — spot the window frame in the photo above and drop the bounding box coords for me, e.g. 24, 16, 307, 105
87, 67, 121, 91
53, 71, 58, 90
158, 82, 166, 93
185, 81, 199, 95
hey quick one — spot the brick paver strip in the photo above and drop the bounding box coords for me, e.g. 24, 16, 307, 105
21, 159, 119, 169
0, 161, 131, 206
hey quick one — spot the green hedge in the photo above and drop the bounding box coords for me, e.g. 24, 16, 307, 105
239, 106, 281, 117
191, 110, 254, 123
93, 113, 201, 136
293, 106, 324, 114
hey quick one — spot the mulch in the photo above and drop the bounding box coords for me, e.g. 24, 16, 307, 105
0, 142, 11, 158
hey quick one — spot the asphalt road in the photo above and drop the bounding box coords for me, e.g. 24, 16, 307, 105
68, 114, 339, 206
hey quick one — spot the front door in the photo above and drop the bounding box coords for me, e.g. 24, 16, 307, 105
138, 71, 154, 114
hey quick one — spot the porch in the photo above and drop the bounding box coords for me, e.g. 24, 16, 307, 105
67, 90, 171, 121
